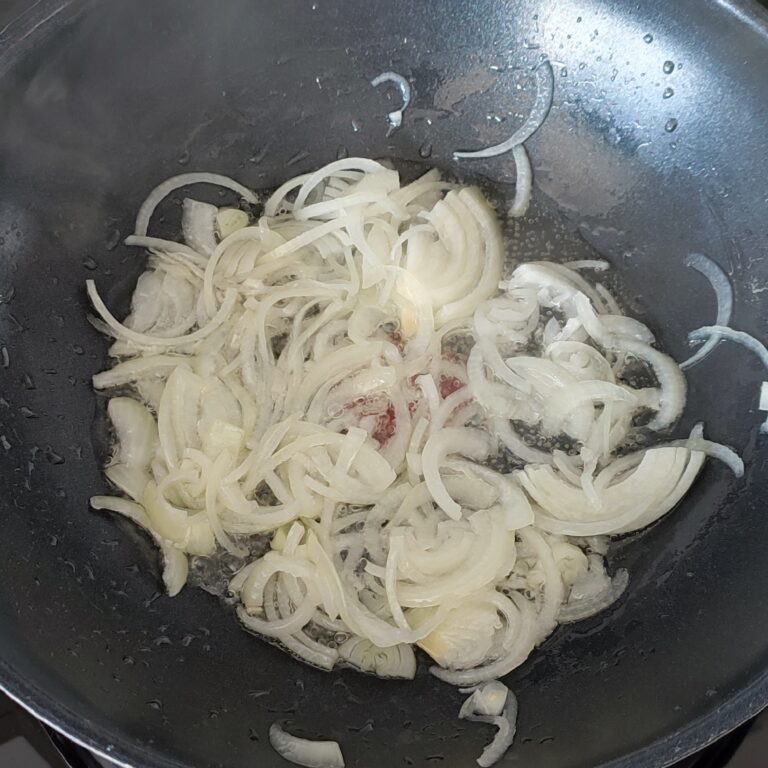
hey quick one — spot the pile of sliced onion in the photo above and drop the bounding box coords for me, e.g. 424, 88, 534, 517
87, 158, 744, 768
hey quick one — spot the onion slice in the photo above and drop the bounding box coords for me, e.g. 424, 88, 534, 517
87, 280, 237, 348
559, 557, 628, 623
760, 382, 768, 434
509, 144, 532, 218
454, 61, 554, 159
134, 172, 258, 237
268, 723, 345, 768
680, 254, 734, 370
371, 71, 412, 131
459, 683, 519, 768
688, 325, 768, 371
90, 496, 188, 596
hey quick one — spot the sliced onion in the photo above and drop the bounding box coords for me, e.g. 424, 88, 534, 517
669, 429, 744, 477
422, 428, 491, 519
108, 397, 158, 468
87, 280, 237, 349
459, 684, 518, 768
337, 635, 416, 678
760, 382, 768, 434
182, 198, 218, 255
459, 680, 509, 717
135, 172, 258, 237
688, 325, 768, 371
371, 71, 412, 130
559, 556, 628, 623
268, 723, 345, 768
680, 254, 734, 370
454, 60, 554, 159
86, 155, 735, 733
90, 495, 188, 596
509, 144, 532, 218
124, 235, 208, 266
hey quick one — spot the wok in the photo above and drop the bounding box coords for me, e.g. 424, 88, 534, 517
1, 1, 768, 766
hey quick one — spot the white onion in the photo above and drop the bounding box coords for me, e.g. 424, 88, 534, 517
559, 556, 628, 623
422, 428, 491, 519
134, 172, 258, 237
454, 60, 554, 159
689, 325, 768, 370
216, 208, 250, 239
268, 723, 345, 768
371, 71, 412, 131
87, 280, 237, 349
124, 235, 208, 266
680, 254, 734, 370
459, 683, 518, 768
182, 198, 218, 255
509, 144, 532, 218
86, 154, 743, 761
459, 681, 509, 717
90, 495, 188, 596
338, 635, 416, 678
668, 429, 744, 477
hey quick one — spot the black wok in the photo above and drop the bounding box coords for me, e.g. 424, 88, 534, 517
1, 1, 768, 766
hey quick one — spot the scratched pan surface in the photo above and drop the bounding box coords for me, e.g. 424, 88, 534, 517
0, 0, 767, 766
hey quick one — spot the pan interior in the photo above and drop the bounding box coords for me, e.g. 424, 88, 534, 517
0, 1, 767, 767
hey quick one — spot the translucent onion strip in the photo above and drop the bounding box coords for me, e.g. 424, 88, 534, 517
454, 61, 554, 160
268, 723, 345, 768
135, 172, 258, 237
371, 71, 412, 131
680, 254, 734, 370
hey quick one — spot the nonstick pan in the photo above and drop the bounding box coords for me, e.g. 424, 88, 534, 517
1, 1, 768, 766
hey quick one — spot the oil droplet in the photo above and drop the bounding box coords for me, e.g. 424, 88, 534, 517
663, 87, 674, 99
578, 62, 586, 70
576, 16, 582, 23
663, 60, 675, 74
418, 142, 433, 159
665, 118, 678, 133
560, 66, 568, 78
146, 699, 163, 711
643, 33, 654, 44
